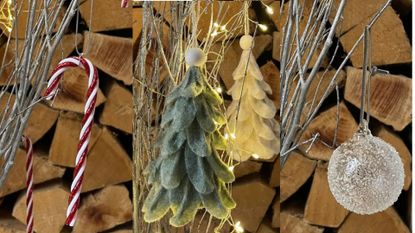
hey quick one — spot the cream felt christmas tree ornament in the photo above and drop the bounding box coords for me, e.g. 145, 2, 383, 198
226, 35, 280, 161
327, 28, 404, 215
142, 48, 236, 227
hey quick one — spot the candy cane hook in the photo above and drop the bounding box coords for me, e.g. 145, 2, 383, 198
22, 136, 34, 233
43, 56, 99, 227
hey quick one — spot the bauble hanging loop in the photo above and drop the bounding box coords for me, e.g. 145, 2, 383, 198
327, 129, 404, 215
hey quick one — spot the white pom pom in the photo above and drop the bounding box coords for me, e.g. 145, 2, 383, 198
328, 131, 404, 215
185, 48, 206, 67
240, 35, 253, 50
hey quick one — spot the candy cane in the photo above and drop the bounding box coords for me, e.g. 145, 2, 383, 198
22, 136, 34, 233
121, 0, 128, 8
43, 56, 98, 226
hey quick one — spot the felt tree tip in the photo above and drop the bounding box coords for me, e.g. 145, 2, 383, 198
185, 48, 207, 67
240, 35, 253, 50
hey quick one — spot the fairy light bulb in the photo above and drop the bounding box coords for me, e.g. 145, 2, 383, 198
234, 221, 244, 233
216, 87, 223, 93
211, 30, 218, 37
265, 5, 274, 15
220, 25, 226, 31
224, 133, 229, 140
229, 166, 235, 172
259, 24, 268, 31
213, 22, 220, 28
230, 133, 236, 139
252, 154, 260, 159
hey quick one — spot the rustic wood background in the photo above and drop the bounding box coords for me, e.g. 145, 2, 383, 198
0, 0, 134, 232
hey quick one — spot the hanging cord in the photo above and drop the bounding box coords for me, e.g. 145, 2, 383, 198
190, 1, 198, 48
74, 0, 94, 57
244, 1, 249, 35
359, 26, 371, 132
74, 0, 82, 57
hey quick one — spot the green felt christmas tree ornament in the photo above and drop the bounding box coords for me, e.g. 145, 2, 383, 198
142, 48, 236, 227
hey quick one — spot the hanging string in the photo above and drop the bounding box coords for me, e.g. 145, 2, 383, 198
74, 0, 81, 56
191, 1, 199, 48
244, 1, 249, 35
74, 0, 95, 57
360, 26, 371, 131
365, 27, 372, 126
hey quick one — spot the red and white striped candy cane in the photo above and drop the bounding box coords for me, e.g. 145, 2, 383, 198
22, 135, 34, 233
43, 56, 99, 227
121, 0, 128, 8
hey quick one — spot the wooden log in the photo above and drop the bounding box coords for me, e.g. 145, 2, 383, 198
269, 157, 280, 187
24, 103, 59, 143
0, 148, 65, 197
13, 183, 69, 233
272, 31, 280, 61
345, 67, 411, 131
0, 216, 26, 233
99, 81, 133, 134
304, 163, 348, 227
49, 34, 83, 72
299, 102, 358, 161
210, 34, 273, 90
82, 127, 133, 192
280, 211, 324, 233
257, 219, 277, 233
46, 67, 107, 113
288, 69, 346, 124
80, 0, 132, 32
0, 92, 14, 121
375, 126, 412, 190
0, 34, 81, 86
280, 151, 316, 202
234, 160, 262, 178
49, 112, 102, 167
232, 177, 276, 232
0, 93, 59, 143
271, 195, 280, 228
330, 0, 386, 35
0, 43, 16, 86
260, 61, 280, 110
84, 32, 133, 85
270, 1, 279, 28
300, 70, 346, 106
338, 207, 410, 233
73, 185, 133, 233
337, 6, 411, 67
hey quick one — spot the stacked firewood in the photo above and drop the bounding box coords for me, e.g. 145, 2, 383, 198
0, 0, 134, 232
277, 0, 412, 233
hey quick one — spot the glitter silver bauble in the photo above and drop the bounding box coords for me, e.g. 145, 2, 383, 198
327, 129, 404, 215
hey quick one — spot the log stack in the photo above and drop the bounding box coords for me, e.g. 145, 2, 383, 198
0, 1, 134, 232
279, 0, 412, 233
